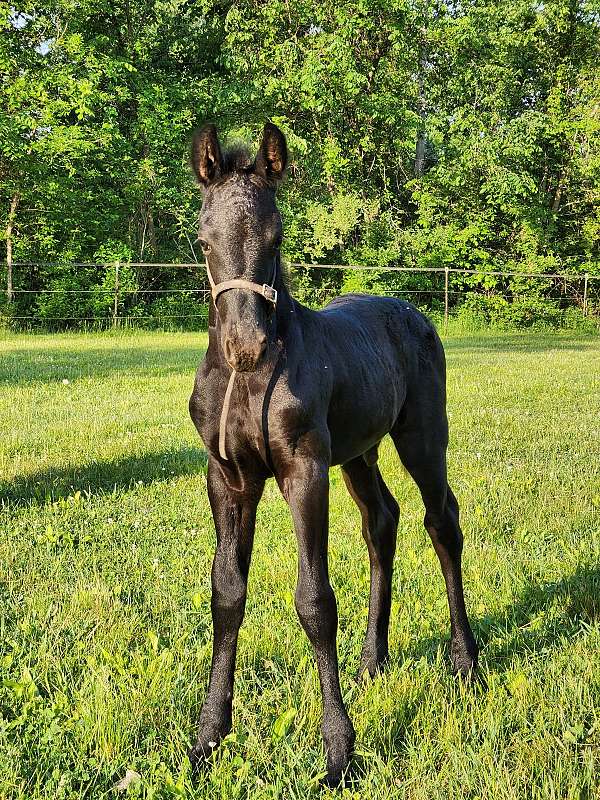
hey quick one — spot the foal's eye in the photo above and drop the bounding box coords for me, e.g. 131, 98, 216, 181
273, 235, 282, 250
198, 239, 211, 254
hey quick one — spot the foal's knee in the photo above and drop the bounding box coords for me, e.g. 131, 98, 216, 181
295, 582, 337, 644
211, 555, 247, 624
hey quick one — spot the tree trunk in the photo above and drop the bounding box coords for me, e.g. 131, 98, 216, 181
146, 203, 157, 254
552, 171, 564, 213
140, 140, 157, 258
415, 131, 426, 177
6, 192, 20, 302
414, 31, 428, 177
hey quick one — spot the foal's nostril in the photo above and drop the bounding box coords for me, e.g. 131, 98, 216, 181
223, 338, 234, 365
222, 333, 267, 372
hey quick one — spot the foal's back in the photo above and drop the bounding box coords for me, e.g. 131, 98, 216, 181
297, 293, 446, 466
321, 292, 442, 369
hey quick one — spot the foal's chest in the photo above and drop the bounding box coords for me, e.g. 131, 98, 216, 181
190, 356, 277, 466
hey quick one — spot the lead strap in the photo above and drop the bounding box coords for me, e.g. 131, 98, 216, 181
219, 369, 237, 460
205, 259, 232, 459
205, 258, 277, 461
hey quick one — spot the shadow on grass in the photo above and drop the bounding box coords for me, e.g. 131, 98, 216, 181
444, 333, 598, 354
0, 345, 205, 385
354, 565, 600, 760
479, 565, 600, 663
406, 564, 600, 672
0, 446, 207, 507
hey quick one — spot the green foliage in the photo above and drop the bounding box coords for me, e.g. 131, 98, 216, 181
147, 293, 208, 330
441, 293, 598, 333
460, 293, 566, 329
306, 194, 358, 256
1, 0, 599, 326
90, 264, 138, 320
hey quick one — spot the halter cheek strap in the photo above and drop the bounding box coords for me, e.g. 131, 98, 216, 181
205, 259, 278, 460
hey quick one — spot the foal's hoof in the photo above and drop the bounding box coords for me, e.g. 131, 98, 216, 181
356, 649, 388, 681
189, 724, 230, 771
189, 739, 219, 771
450, 639, 478, 680
321, 718, 355, 787
189, 706, 233, 771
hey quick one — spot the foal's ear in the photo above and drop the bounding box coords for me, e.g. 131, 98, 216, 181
254, 122, 288, 186
191, 124, 224, 187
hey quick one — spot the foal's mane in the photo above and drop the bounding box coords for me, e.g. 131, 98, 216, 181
220, 143, 253, 175
218, 141, 282, 192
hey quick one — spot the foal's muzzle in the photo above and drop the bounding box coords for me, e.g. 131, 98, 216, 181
206, 257, 277, 373
222, 326, 267, 372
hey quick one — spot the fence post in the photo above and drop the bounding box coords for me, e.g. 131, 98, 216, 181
112, 262, 120, 328
583, 273, 589, 317
444, 264, 449, 333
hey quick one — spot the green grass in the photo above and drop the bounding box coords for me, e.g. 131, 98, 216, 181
1, 329, 599, 800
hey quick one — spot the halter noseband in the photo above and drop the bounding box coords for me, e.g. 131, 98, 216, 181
205, 259, 278, 460
206, 261, 278, 311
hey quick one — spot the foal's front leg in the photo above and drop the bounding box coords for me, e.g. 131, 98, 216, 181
190, 457, 264, 767
284, 457, 355, 786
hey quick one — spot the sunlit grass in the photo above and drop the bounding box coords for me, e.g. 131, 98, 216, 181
0, 329, 599, 799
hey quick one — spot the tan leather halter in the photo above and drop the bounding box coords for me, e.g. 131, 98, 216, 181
206, 259, 278, 460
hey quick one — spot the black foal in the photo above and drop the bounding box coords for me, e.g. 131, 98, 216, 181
188, 122, 478, 785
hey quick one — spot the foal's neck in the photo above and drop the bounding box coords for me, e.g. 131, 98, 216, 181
272, 259, 295, 333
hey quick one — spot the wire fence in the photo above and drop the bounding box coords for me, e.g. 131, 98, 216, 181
1, 261, 598, 331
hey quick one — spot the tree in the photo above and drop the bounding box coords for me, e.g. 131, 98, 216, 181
1, 0, 598, 326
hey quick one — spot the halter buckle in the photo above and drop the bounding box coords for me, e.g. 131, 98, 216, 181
262, 284, 278, 305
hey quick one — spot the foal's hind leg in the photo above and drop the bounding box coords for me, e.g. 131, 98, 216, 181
391, 426, 478, 676
342, 457, 399, 678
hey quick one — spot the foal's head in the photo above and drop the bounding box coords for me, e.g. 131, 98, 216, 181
192, 123, 288, 372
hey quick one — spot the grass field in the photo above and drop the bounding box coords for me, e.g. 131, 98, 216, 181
0, 329, 599, 800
